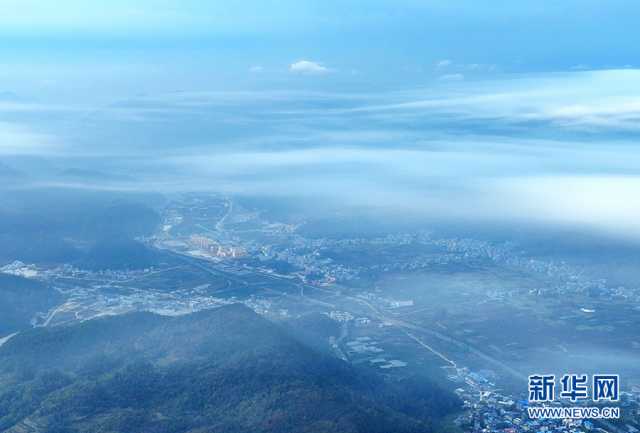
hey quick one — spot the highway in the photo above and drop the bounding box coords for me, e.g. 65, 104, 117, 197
172, 248, 529, 383
160, 239, 537, 395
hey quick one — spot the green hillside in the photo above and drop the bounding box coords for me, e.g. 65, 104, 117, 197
0, 305, 459, 433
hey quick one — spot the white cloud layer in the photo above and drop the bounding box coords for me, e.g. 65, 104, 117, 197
289, 60, 331, 75
488, 176, 640, 240
166, 139, 640, 242
6, 68, 640, 244
0, 122, 56, 155
351, 69, 640, 131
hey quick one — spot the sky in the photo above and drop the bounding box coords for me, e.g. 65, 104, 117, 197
1, 1, 640, 241
1, 0, 639, 97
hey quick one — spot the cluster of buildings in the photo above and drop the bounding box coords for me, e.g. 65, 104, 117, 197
243, 296, 290, 318
189, 235, 245, 258
159, 196, 640, 308
0, 260, 39, 278
53, 264, 157, 283
327, 310, 354, 322
1, 262, 158, 285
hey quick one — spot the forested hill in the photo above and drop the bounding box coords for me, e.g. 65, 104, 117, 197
0, 304, 459, 433
0, 273, 61, 336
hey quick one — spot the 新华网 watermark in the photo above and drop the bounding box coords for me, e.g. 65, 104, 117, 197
527, 374, 620, 420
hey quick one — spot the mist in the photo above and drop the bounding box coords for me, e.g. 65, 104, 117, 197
2, 69, 640, 245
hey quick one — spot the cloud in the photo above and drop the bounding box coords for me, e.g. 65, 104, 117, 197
21, 67, 639, 244
0, 101, 77, 113
345, 69, 640, 132
249, 65, 264, 73
466, 63, 497, 72
488, 176, 640, 241
542, 100, 640, 129
435, 60, 497, 75
570, 64, 591, 71
0, 122, 57, 155
438, 73, 464, 81
289, 60, 331, 75
163, 145, 640, 242
435, 59, 452, 69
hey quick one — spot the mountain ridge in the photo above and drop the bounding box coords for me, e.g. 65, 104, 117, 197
0, 304, 459, 433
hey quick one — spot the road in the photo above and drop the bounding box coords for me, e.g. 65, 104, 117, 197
167, 245, 528, 383
40, 303, 70, 327
155, 231, 530, 387
215, 199, 233, 232
161, 249, 248, 289
340, 291, 527, 381
403, 331, 457, 367
0, 332, 18, 348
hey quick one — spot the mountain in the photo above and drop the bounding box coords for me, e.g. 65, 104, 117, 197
0, 305, 459, 433
0, 273, 62, 336
77, 239, 175, 271
0, 233, 81, 265
0, 191, 161, 265
57, 168, 134, 183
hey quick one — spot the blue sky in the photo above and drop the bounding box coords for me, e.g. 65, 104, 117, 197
2, 0, 639, 99
1, 1, 640, 240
